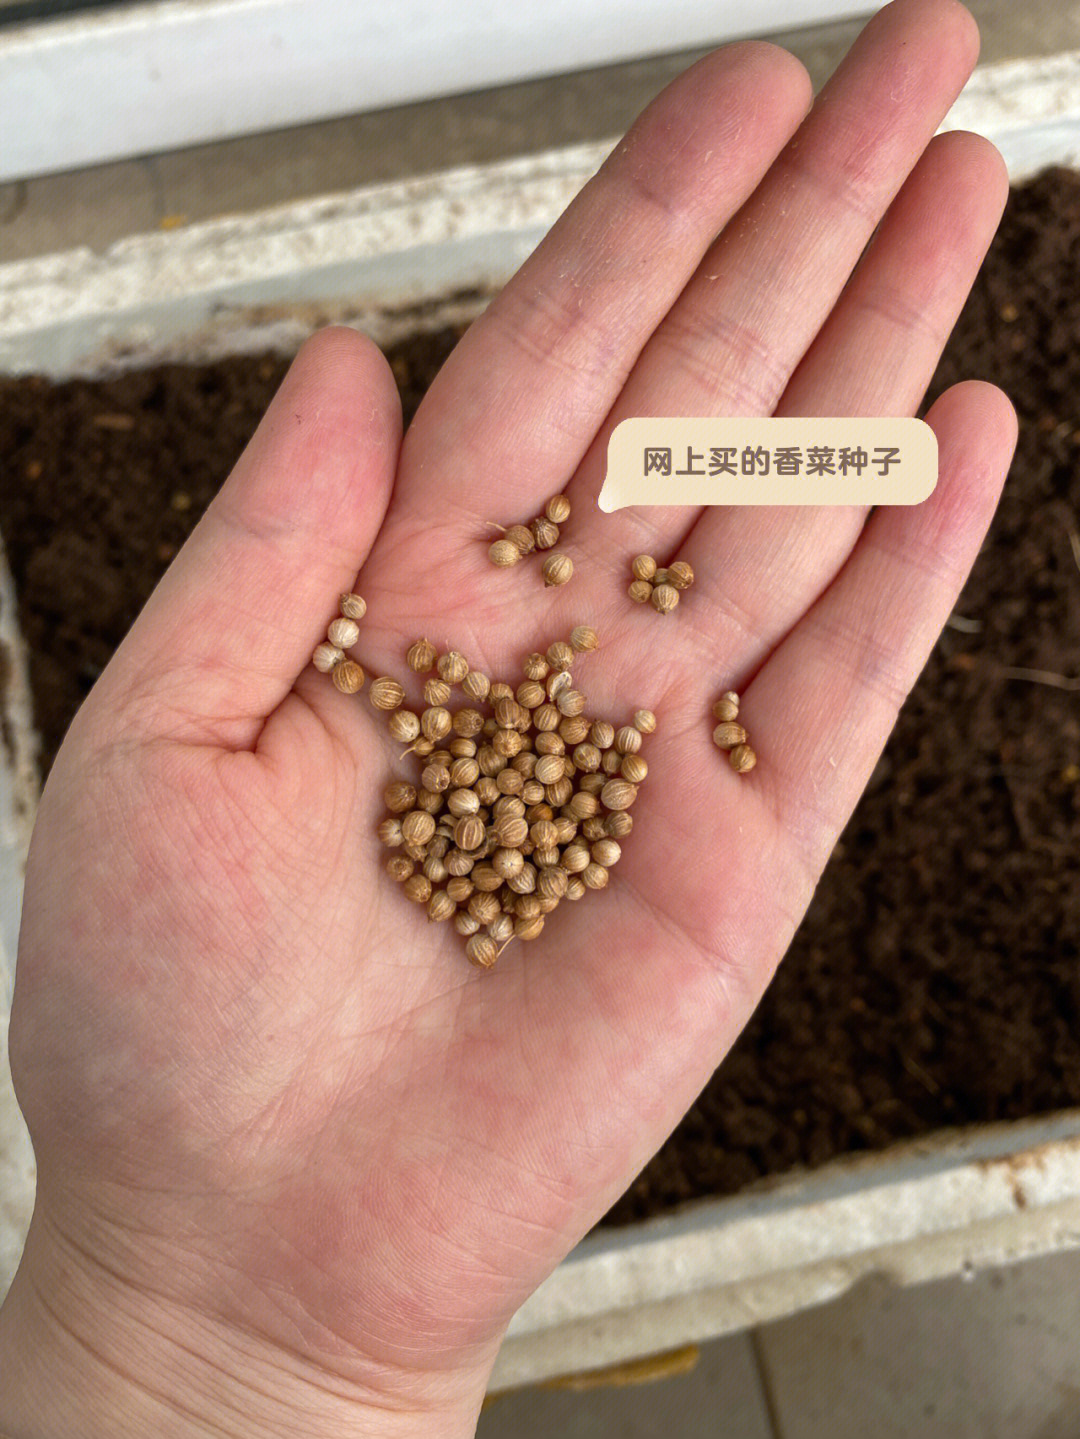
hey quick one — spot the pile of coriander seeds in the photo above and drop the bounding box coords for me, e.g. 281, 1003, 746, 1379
368, 623, 651, 968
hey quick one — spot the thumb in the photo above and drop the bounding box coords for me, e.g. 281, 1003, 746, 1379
89, 326, 401, 751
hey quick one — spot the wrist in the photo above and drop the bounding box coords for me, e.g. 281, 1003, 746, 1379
0, 1204, 496, 1439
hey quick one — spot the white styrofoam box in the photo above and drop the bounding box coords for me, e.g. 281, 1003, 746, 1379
0, 0, 879, 184
1, 52, 1079, 1385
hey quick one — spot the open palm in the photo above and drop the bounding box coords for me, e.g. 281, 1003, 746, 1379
6, 2, 1018, 1432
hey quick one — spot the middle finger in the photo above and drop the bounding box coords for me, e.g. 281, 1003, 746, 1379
562, 0, 981, 561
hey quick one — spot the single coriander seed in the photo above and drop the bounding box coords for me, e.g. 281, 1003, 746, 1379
712, 721, 748, 750
653, 567, 669, 586
614, 725, 641, 754
631, 555, 657, 582
388, 710, 421, 742
424, 678, 452, 707
421, 706, 453, 741
570, 625, 599, 652
590, 720, 615, 750
505, 523, 536, 555
407, 638, 437, 673
651, 584, 679, 614
428, 890, 456, 923
546, 640, 574, 671
546, 494, 572, 524
312, 642, 343, 673
437, 651, 469, 685
327, 617, 359, 649
383, 780, 416, 813
531, 516, 560, 550
729, 743, 757, 774
461, 671, 491, 702
633, 709, 657, 734
667, 560, 695, 590
543, 553, 573, 586
403, 874, 433, 905
620, 754, 648, 783
712, 696, 739, 723
369, 677, 406, 711
600, 778, 638, 811
628, 579, 654, 604
332, 660, 364, 693
523, 652, 549, 681
489, 539, 522, 567
339, 592, 367, 620
466, 934, 499, 969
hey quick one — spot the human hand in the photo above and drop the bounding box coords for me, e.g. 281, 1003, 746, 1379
0, 1, 1017, 1434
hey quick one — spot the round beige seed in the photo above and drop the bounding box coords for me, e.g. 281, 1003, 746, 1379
730, 743, 757, 774
455, 912, 480, 937
569, 625, 599, 652
428, 891, 456, 923
403, 874, 432, 905
633, 709, 657, 734
327, 616, 359, 649
566, 876, 587, 901
605, 811, 633, 838
370, 677, 405, 710
466, 934, 499, 968
542, 553, 573, 587
600, 779, 638, 811
313, 642, 344, 673
421, 706, 452, 741
383, 780, 416, 813
523, 652, 549, 681
505, 523, 536, 555
454, 815, 485, 851
556, 689, 585, 717
651, 584, 679, 614
386, 855, 414, 883
407, 638, 437, 672
461, 671, 491, 702
534, 754, 566, 786
437, 651, 469, 684
515, 915, 545, 941
388, 710, 421, 742
492, 847, 525, 880
590, 838, 621, 867
546, 641, 574, 672
614, 725, 641, 754
628, 579, 654, 604
590, 720, 615, 750
653, 567, 669, 586
489, 539, 522, 567
488, 913, 514, 943
712, 721, 748, 750
377, 817, 403, 847
401, 810, 436, 846
531, 516, 560, 549
712, 696, 739, 723
448, 788, 480, 818
582, 862, 609, 890
620, 754, 647, 783
631, 555, 657, 582
339, 592, 367, 621
423, 677, 451, 707
545, 494, 571, 523
332, 660, 364, 694
667, 560, 694, 590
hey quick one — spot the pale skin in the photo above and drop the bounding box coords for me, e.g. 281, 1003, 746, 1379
0, 1, 1018, 1435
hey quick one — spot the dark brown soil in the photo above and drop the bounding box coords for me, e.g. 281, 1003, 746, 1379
2, 168, 1078, 1231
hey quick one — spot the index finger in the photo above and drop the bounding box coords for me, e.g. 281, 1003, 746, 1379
385, 41, 813, 529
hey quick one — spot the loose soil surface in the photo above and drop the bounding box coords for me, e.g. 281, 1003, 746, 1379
2, 168, 1078, 1232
